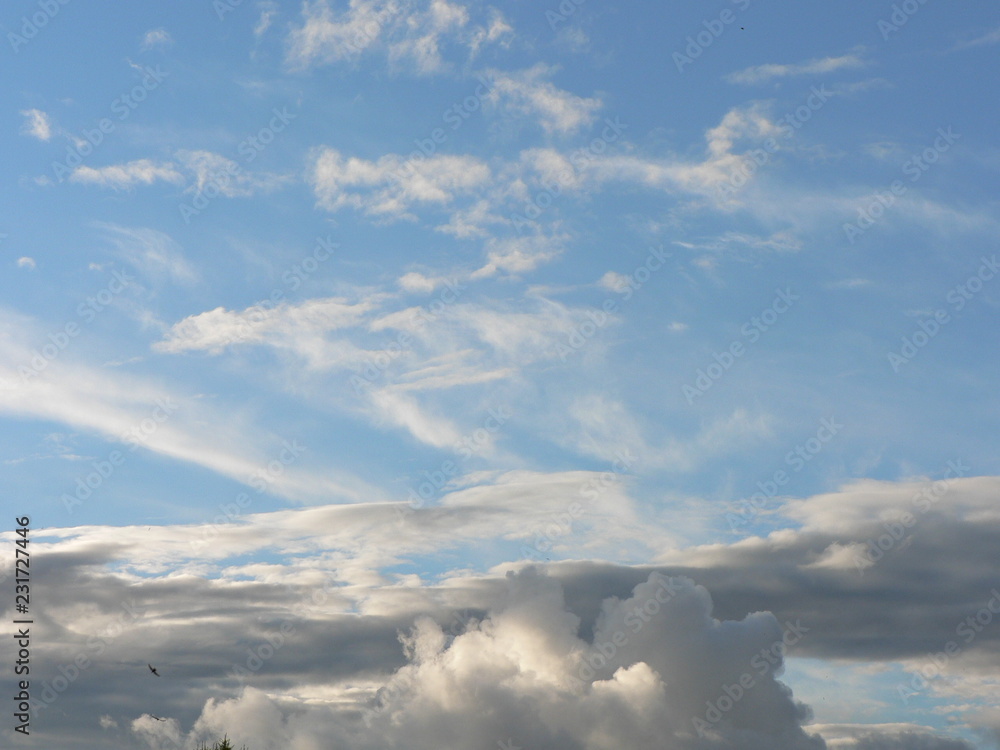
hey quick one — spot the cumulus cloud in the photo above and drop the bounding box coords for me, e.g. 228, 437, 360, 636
309, 147, 490, 218
112, 569, 825, 750
286, 0, 507, 73
20, 108, 53, 140
11, 473, 1000, 749
387, 0, 470, 74
286, 0, 402, 68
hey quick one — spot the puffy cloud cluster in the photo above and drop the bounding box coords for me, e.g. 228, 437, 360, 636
136, 569, 826, 750
286, 0, 511, 73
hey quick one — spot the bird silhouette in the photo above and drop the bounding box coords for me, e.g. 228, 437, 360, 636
148, 664, 160, 677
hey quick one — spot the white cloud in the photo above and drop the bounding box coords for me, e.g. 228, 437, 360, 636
286, 0, 400, 68
155, 296, 381, 361
254, 3, 279, 37
16, 257, 36, 270
434, 199, 506, 238
577, 102, 785, 201
487, 64, 603, 134
156, 291, 626, 450
471, 233, 567, 278
826, 278, 872, 290
69, 159, 185, 190
140, 28, 173, 50
67, 152, 288, 196
387, 0, 469, 74
286, 0, 504, 73
176, 149, 290, 197
20, 108, 52, 140
309, 147, 490, 218
727, 53, 866, 85
813, 723, 975, 749
467, 8, 512, 56
599, 270, 631, 293
398, 271, 441, 293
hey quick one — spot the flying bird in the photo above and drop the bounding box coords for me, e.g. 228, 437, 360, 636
148, 664, 160, 677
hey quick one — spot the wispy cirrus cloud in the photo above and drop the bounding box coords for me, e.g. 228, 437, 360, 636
726, 53, 865, 85
69, 159, 185, 190
0, 314, 375, 503
955, 25, 1000, 50
66, 151, 289, 196
94, 223, 198, 285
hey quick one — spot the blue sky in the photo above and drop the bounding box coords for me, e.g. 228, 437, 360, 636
2, 1, 1000, 749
